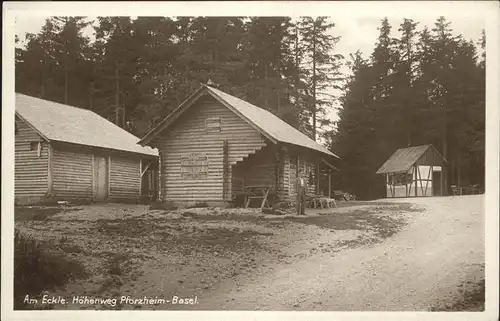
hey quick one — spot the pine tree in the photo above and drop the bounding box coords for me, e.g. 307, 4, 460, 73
298, 17, 342, 141
16, 19, 60, 100
392, 19, 420, 146
333, 51, 380, 198
129, 17, 179, 136
243, 17, 300, 127
50, 17, 93, 106
93, 17, 137, 128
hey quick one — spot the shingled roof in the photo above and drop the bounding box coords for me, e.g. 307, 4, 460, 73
376, 144, 445, 174
16, 93, 158, 157
139, 85, 340, 159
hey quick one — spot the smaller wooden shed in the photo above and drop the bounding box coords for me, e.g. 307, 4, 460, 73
376, 144, 447, 198
15, 93, 159, 205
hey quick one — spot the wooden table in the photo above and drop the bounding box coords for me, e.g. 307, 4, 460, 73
308, 195, 337, 209
243, 185, 272, 210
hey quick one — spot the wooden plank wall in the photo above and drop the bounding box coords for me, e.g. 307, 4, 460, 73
415, 147, 444, 168
109, 156, 141, 201
288, 156, 297, 201
52, 149, 93, 199
14, 118, 48, 202
280, 148, 291, 200
232, 144, 277, 190
277, 146, 286, 199
284, 152, 317, 201
160, 96, 267, 202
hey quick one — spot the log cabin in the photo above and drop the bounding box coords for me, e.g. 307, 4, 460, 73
15, 93, 159, 205
139, 85, 341, 208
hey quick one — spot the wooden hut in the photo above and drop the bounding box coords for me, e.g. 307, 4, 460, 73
376, 144, 447, 198
15, 93, 159, 205
139, 85, 341, 207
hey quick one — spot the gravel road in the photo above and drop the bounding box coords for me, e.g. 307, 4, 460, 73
196, 195, 485, 311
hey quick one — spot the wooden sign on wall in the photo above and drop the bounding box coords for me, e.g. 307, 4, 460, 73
181, 154, 209, 179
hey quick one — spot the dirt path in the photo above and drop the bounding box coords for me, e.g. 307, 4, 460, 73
195, 195, 484, 311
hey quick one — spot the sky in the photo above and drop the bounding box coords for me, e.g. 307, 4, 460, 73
11, 2, 487, 130
14, 15, 484, 62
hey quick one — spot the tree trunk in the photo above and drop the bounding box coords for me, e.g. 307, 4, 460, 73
264, 63, 268, 110
406, 40, 412, 147
277, 48, 281, 115
457, 144, 461, 189
294, 25, 300, 105
41, 61, 46, 99
442, 99, 448, 195
312, 20, 317, 142
89, 82, 94, 111
115, 66, 121, 127
64, 17, 69, 104
64, 53, 68, 104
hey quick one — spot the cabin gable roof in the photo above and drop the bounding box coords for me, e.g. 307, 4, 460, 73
376, 144, 447, 174
139, 85, 340, 159
15, 93, 158, 157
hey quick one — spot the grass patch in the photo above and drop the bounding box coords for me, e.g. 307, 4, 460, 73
173, 227, 272, 254
283, 209, 406, 238
334, 201, 397, 208
58, 242, 84, 254
15, 206, 83, 222
14, 229, 88, 310
107, 253, 130, 276
430, 278, 485, 311
96, 218, 158, 237
187, 202, 210, 209
149, 201, 177, 211
180, 212, 262, 222
15, 206, 63, 222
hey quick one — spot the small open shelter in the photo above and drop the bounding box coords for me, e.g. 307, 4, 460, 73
139, 84, 341, 208
376, 144, 447, 198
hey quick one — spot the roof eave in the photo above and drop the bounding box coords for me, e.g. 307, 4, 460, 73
139, 85, 208, 146
50, 139, 158, 158
15, 112, 51, 142
205, 88, 278, 144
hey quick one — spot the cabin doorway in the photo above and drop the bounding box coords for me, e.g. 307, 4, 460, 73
94, 156, 109, 201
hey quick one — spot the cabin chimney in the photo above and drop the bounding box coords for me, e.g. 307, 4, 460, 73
206, 79, 219, 88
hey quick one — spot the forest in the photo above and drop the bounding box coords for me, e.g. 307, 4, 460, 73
15, 16, 485, 200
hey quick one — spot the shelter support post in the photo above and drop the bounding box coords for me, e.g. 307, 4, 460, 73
139, 159, 143, 197
296, 154, 300, 214
223, 140, 229, 201
440, 168, 443, 196
414, 165, 418, 197
417, 166, 424, 196
316, 162, 320, 195
141, 162, 151, 177
47, 144, 53, 196
328, 170, 332, 198
425, 165, 432, 196
158, 152, 163, 202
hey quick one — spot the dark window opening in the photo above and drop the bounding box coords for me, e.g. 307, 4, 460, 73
389, 172, 413, 186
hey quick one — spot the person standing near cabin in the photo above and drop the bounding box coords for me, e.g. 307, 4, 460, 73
296, 170, 308, 215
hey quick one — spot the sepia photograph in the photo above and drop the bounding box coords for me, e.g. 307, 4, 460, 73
2, 1, 499, 321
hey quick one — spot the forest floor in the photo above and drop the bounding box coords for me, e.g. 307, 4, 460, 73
14, 195, 484, 311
